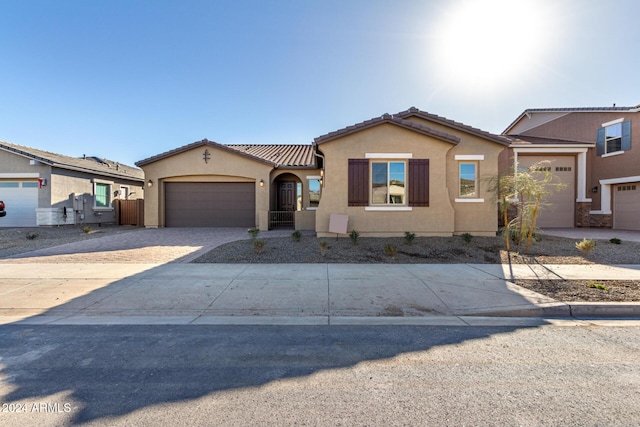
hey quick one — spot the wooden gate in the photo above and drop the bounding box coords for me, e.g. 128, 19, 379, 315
116, 199, 144, 226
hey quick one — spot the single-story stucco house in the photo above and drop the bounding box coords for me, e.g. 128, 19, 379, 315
136, 107, 511, 237
0, 141, 144, 227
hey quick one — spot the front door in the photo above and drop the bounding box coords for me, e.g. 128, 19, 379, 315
277, 181, 296, 211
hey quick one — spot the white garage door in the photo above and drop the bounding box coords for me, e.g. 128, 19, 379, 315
518, 156, 575, 228
0, 181, 39, 227
613, 182, 640, 230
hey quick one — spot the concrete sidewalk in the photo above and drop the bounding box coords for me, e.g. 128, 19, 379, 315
1, 262, 639, 326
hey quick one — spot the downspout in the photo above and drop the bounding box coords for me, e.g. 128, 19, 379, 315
313, 143, 326, 188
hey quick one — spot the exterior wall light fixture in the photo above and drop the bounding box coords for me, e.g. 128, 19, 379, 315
147, 179, 153, 188
259, 179, 264, 187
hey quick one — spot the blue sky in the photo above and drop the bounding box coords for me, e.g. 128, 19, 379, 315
1, 0, 638, 167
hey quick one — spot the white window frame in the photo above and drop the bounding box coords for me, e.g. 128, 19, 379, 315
306, 176, 322, 210
603, 120, 624, 156
454, 155, 484, 203
93, 179, 114, 210
370, 160, 407, 206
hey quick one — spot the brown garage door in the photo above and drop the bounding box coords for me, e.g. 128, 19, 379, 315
614, 182, 640, 230
165, 182, 255, 227
517, 156, 575, 228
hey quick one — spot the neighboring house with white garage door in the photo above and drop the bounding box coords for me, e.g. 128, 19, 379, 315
0, 141, 144, 227
501, 104, 640, 230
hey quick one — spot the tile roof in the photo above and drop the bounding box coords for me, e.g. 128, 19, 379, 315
508, 135, 595, 146
314, 113, 460, 145
503, 104, 640, 134
395, 107, 511, 146
226, 144, 316, 168
0, 140, 144, 181
136, 139, 317, 168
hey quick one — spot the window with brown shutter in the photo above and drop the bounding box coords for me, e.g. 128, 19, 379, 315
348, 159, 369, 206
408, 159, 429, 207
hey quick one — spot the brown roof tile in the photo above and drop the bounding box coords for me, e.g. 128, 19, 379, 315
314, 113, 460, 145
227, 144, 316, 168
395, 107, 511, 146
136, 139, 317, 168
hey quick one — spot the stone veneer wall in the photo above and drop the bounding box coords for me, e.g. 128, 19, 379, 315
576, 202, 612, 228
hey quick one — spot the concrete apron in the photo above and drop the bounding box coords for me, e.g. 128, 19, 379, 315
1, 263, 639, 326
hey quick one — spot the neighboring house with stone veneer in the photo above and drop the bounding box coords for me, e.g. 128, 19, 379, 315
0, 141, 144, 227
502, 105, 640, 230
137, 107, 510, 236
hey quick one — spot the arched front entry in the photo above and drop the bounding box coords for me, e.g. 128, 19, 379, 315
270, 172, 302, 229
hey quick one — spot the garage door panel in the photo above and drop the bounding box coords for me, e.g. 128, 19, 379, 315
0, 181, 38, 227
165, 182, 255, 227
518, 156, 575, 228
614, 183, 639, 231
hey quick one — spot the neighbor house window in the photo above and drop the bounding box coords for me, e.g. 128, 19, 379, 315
94, 182, 111, 208
371, 161, 405, 204
597, 119, 631, 156
459, 163, 477, 197
605, 122, 622, 153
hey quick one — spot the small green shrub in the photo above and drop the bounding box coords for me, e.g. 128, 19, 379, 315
253, 239, 266, 254
404, 231, 416, 245
83, 226, 92, 233
349, 229, 359, 245
26, 232, 39, 240
292, 230, 302, 242
461, 233, 473, 243
609, 238, 622, 244
319, 240, 329, 257
384, 243, 398, 258
575, 238, 596, 255
587, 281, 609, 291
247, 228, 260, 239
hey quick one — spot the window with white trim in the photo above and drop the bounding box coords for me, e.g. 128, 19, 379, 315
308, 179, 321, 208
605, 122, 622, 154
94, 182, 112, 208
597, 119, 631, 156
371, 161, 406, 204
459, 162, 477, 197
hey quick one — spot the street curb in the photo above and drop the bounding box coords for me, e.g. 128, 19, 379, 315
475, 302, 640, 318
567, 302, 640, 318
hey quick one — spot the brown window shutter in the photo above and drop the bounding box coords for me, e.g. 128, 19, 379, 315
348, 159, 369, 206
408, 159, 429, 207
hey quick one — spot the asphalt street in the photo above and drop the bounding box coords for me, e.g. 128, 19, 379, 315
1, 324, 639, 426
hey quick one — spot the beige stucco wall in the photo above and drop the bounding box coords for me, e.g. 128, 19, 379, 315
315, 122, 503, 237
139, 144, 273, 228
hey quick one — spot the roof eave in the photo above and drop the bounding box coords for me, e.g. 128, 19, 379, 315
314, 114, 460, 146
136, 139, 277, 168
396, 108, 510, 146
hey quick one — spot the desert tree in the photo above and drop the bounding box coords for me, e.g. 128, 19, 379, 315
488, 161, 566, 252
